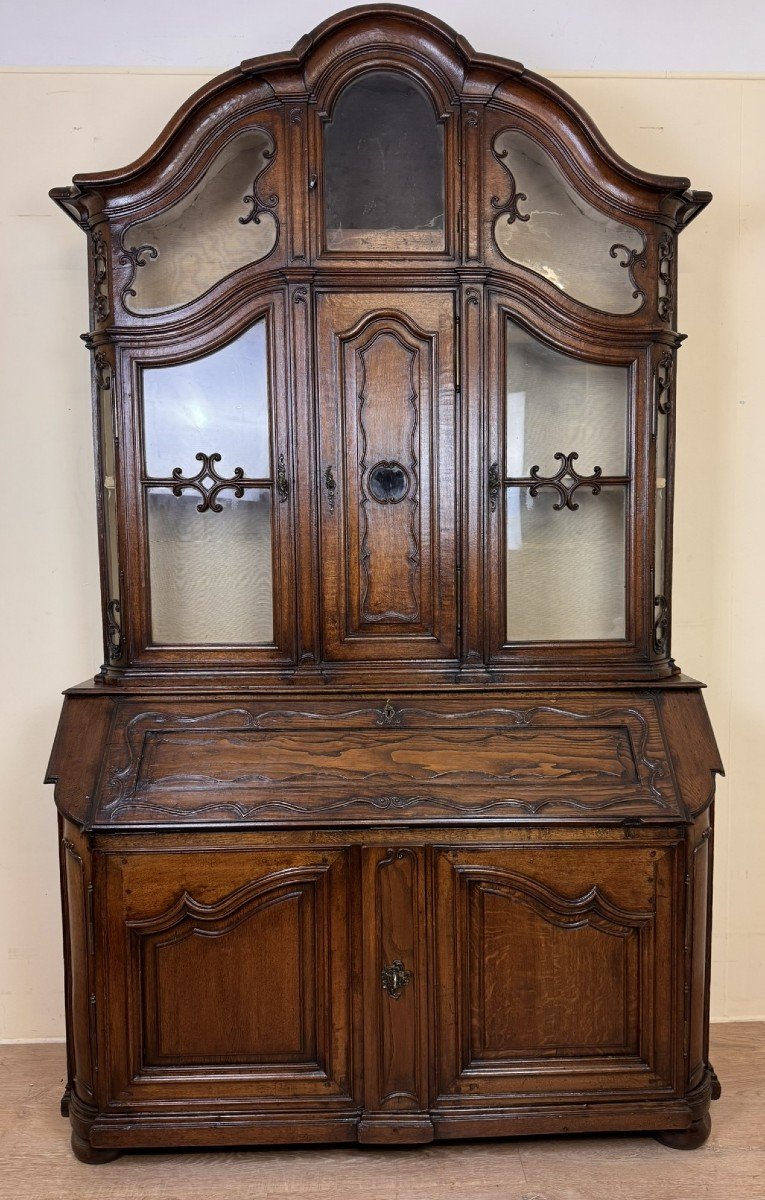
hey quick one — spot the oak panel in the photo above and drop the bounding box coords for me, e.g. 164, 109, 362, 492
317, 291, 456, 661
433, 843, 678, 1101
102, 848, 354, 1104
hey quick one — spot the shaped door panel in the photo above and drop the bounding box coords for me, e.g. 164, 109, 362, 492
102, 848, 354, 1105
317, 292, 457, 661
433, 844, 678, 1103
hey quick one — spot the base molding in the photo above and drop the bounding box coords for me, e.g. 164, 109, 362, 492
358, 1115, 435, 1144
66, 1069, 719, 1161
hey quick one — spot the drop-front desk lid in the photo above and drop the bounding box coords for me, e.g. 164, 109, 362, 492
47, 689, 723, 830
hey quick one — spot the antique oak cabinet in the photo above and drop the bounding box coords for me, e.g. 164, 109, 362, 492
47, 5, 723, 1162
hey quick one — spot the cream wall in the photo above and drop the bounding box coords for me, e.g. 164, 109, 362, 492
0, 66, 763, 1039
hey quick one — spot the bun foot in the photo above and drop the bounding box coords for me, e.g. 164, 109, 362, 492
60, 1085, 71, 1118
71, 1132, 121, 1164
654, 1112, 712, 1150
710, 1065, 722, 1100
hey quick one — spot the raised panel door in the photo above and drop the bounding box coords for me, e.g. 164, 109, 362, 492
101, 847, 354, 1107
317, 292, 457, 661
433, 843, 679, 1106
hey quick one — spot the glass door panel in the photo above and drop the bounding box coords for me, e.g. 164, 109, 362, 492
506, 487, 626, 641
323, 71, 445, 252
492, 129, 645, 314
505, 321, 627, 477
499, 317, 630, 645
141, 319, 276, 646
147, 489, 273, 644
143, 322, 270, 478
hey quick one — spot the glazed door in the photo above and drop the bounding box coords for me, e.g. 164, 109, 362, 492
101, 846, 355, 1109
433, 841, 679, 1108
317, 292, 457, 662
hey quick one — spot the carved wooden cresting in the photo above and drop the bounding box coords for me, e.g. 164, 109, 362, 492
47, 6, 722, 1163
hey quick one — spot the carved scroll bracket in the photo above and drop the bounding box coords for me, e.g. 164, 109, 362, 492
609, 236, 647, 308
656, 350, 674, 418
658, 232, 675, 323
119, 242, 159, 303
91, 228, 110, 323
490, 139, 530, 226
239, 134, 279, 226
106, 598, 124, 663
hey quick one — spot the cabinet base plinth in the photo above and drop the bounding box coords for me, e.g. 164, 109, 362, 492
358, 1116, 434, 1144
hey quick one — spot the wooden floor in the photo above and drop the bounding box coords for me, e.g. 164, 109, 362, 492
0, 1023, 762, 1200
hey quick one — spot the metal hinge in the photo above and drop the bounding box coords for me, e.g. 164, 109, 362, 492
86, 883, 95, 955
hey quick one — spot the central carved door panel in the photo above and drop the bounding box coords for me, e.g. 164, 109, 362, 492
317, 292, 457, 661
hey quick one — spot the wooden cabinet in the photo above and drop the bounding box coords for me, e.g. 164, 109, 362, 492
48, 6, 722, 1162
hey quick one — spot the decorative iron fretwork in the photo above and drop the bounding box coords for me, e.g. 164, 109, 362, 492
119, 242, 159, 303
488, 461, 501, 512
91, 228, 110, 323
653, 595, 669, 656
507, 451, 629, 512
657, 232, 674, 322
609, 238, 647, 308
490, 137, 530, 226
146, 452, 270, 513
656, 350, 673, 417
324, 465, 337, 512
276, 453, 289, 502
239, 133, 278, 226
381, 959, 412, 1000
106, 598, 123, 662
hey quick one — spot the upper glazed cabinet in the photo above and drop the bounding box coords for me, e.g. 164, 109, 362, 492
52, 6, 708, 685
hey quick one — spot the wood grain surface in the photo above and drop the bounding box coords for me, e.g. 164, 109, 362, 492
0, 1023, 761, 1199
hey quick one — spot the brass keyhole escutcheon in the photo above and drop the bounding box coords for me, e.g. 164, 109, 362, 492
381, 959, 412, 1000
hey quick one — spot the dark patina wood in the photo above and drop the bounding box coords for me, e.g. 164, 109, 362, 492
47, 5, 720, 1161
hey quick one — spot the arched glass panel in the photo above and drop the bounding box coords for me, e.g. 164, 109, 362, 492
324, 71, 444, 252
123, 127, 278, 314
493, 129, 645, 314
142, 321, 274, 644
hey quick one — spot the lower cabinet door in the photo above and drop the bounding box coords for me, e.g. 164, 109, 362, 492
433, 843, 679, 1106
101, 846, 355, 1107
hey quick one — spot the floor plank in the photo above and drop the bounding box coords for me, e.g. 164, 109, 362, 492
0, 1023, 762, 1200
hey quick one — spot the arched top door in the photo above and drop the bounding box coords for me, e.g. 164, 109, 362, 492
322, 70, 446, 254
